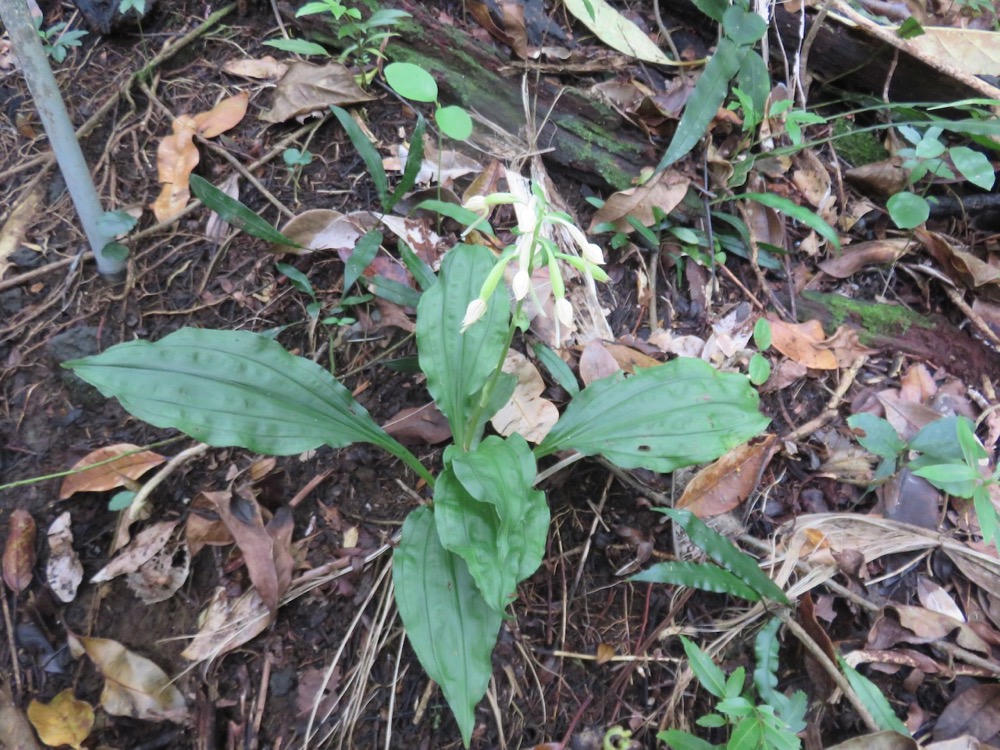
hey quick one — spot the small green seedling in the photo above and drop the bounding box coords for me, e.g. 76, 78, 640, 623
749, 317, 771, 386
35, 19, 88, 63
384, 62, 473, 141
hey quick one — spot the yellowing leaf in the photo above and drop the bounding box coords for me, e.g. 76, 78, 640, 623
222, 55, 289, 80
563, 0, 682, 66
491, 349, 559, 443
27, 690, 94, 750
68, 634, 188, 722
192, 91, 249, 138
181, 586, 271, 663
59, 444, 166, 499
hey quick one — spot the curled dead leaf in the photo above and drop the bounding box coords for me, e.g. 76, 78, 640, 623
490, 349, 559, 443
59, 444, 167, 500
677, 435, 779, 518
2, 508, 36, 594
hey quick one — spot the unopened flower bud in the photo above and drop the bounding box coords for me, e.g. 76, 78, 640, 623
461, 298, 488, 332
555, 297, 574, 328
581, 241, 605, 266
512, 269, 531, 300
463, 195, 489, 215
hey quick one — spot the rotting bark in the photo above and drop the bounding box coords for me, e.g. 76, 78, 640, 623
379, 2, 656, 190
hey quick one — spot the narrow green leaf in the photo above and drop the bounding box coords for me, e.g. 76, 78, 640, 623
330, 105, 389, 211
631, 561, 760, 601
64, 328, 404, 459
393, 507, 502, 747
738, 192, 840, 249
369, 275, 421, 307
344, 229, 381, 293
656, 38, 742, 171
681, 635, 727, 698
658, 729, 717, 750
727, 716, 764, 750
276, 262, 316, 299
838, 657, 910, 735
956, 414, 988, 466
387, 114, 426, 211
536, 358, 769, 473
384, 61, 438, 102
531, 342, 580, 396
108, 490, 137, 511
414, 199, 497, 237
416, 246, 509, 449
190, 175, 302, 247
753, 617, 782, 703
735, 50, 770, 127
660, 509, 790, 604
398, 239, 437, 291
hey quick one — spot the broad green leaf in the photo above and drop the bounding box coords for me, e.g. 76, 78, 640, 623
393, 507, 501, 747
344, 229, 382, 293
435, 435, 548, 611
189, 175, 302, 248
659, 509, 790, 604
388, 114, 426, 211
739, 192, 840, 249
535, 358, 768, 473
631, 561, 760, 602
887, 191, 929, 229
330, 105, 389, 211
692, 0, 727, 21
724, 667, 746, 700
436, 105, 473, 141
656, 38, 742, 171
384, 62, 438, 102
956, 414, 988, 466
63, 328, 407, 460
911, 462, 980, 497
416, 246, 509, 449
532, 342, 580, 396
723, 4, 768, 45
950, 146, 996, 190
717, 695, 753, 717
263, 38, 330, 56
735, 50, 770, 127
838, 657, 910, 735
97, 210, 138, 236
658, 729, 717, 750
108, 491, 137, 511
847, 413, 906, 460
753, 317, 772, 350
908, 416, 964, 460
681, 635, 727, 698
728, 716, 764, 750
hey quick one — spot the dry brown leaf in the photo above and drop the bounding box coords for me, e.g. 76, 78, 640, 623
126, 541, 190, 605
91, 520, 178, 583
383, 404, 452, 444
595, 643, 615, 665
588, 170, 690, 232
59, 444, 167, 500
222, 55, 289, 80
152, 115, 199, 223
181, 586, 271, 662
917, 575, 965, 622
490, 349, 559, 443
0, 682, 44, 750
934, 683, 1000, 742
579, 340, 621, 386
676, 435, 779, 518
185, 493, 234, 557
68, 633, 187, 722
267, 507, 295, 603
845, 158, 909, 198
204, 173, 240, 244
825, 731, 919, 750
46, 512, 82, 603
192, 91, 249, 138
791, 149, 835, 223
869, 605, 992, 655
0, 184, 42, 278
26, 689, 94, 750
768, 317, 838, 369
917, 229, 1000, 297
908, 28, 1000, 76
819, 239, 911, 279
200, 490, 282, 617
275, 209, 378, 255
384, 144, 483, 185
2, 508, 36, 594
260, 61, 375, 123
602, 343, 661, 372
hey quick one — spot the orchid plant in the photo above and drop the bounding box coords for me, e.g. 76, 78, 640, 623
64, 180, 768, 746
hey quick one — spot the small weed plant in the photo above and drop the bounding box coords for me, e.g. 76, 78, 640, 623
35, 18, 87, 63
66, 156, 769, 745
264, 0, 410, 68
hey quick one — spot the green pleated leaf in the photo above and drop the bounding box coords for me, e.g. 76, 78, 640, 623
393, 507, 502, 747
535, 358, 769, 473
63, 328, 404, 458
416, 246, 509, 449
838, 657, 910, 735
656, 37, 742, 172
631, 561, 760, 602
659, 509, 790, 605
435, 435, 548, 610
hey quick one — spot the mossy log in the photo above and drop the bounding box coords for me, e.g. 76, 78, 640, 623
381, 2, 655, 190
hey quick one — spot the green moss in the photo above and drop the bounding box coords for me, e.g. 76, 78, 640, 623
832, 117, 888, 167
802, 290, 933, 342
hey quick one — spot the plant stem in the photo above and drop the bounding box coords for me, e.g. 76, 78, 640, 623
462, 299, 523, 452
385, 443, 436, 487
0, 0, 123, 276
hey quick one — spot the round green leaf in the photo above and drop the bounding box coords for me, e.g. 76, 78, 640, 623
950, 146, 996, 190
748, 353, 770, 385
887, 191, 929, 229
752, 317, 771, 350
384, 62, 438, 103
435, 105, 473, 140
